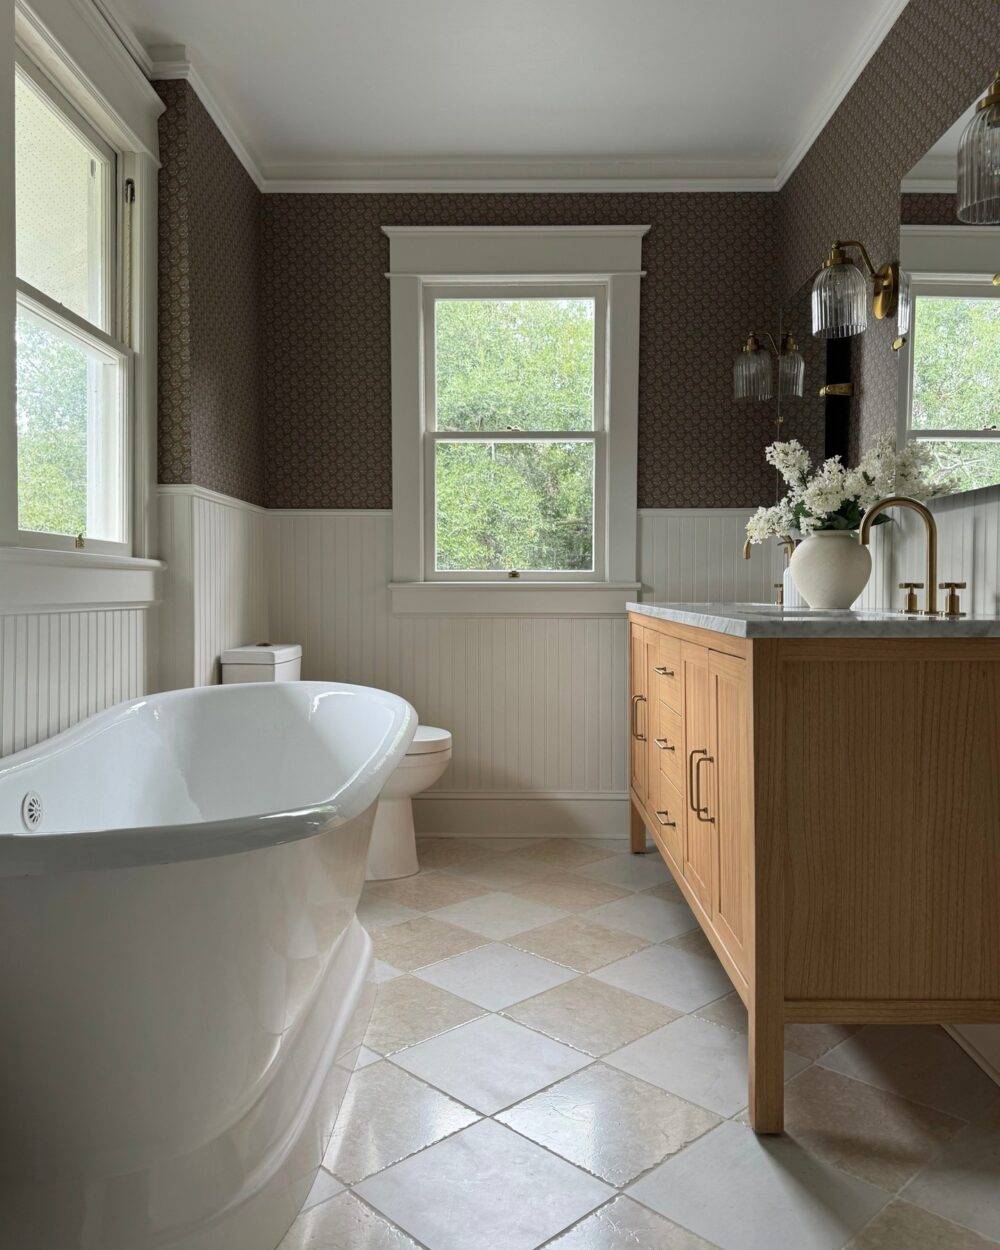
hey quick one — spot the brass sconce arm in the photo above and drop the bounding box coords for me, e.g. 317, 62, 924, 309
832, 239, 878, 278
822, 239, 900, 320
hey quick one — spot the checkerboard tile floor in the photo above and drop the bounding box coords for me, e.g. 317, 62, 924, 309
279, 836, 1000, 1250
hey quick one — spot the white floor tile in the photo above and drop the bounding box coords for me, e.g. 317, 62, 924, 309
370, 960, 405, 984
592, 942, 732, 1012
413, 942, 577, 1010
548, 1195, 717, 1249
902, 1107, 1000, 1241
300, 1167, 345, 1212
429, 891, 568, 939
358, 898, 423, 932
354, 1118, 613, 1250
279, 1190, 420, 1249
584, 891, 698, 942
627, 1121, 890, 1250
392, 1013, 590, 1113
577, 853, 674, 889
606, 1015, 809, 1117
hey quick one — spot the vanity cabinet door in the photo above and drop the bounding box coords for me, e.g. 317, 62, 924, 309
709, 651, 751, 978
629, 622, 648, 802
681, 643, 716, 915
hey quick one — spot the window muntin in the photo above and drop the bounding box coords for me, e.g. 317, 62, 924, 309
904, 287, 1000, 495
424, 285, 606, 580
14, 57, 129, 551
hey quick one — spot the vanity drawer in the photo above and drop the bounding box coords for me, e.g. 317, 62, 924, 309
649, 634, 682, 711
650, 769, 684, 870
651, 699, 684, 793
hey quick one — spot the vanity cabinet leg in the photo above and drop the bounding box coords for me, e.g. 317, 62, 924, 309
748, 1002, 784, 1133
630, 800, 647, 854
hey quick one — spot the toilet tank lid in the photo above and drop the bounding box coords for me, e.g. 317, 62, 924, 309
408, 725, 452, 754
220, 643, 302, 665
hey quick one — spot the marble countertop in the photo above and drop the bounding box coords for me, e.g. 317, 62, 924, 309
626, 601, 1000, 639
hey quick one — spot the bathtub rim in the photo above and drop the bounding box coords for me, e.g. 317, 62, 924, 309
0, 681, 416, 877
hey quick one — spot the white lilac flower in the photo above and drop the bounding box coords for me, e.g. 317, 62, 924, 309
745, 501, 794, 546
764, 439, 811, 488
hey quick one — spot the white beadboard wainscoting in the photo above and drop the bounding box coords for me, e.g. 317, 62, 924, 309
157, 486, 269, 691
0, 608, 147, 756
264, 507, 782, 834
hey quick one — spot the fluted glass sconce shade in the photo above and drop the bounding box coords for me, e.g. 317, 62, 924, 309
778, 334, 805, 399
893, 269, 912, 350
812, 248, 868, 338
734, 335, 773, 401
958, 71, 1000, 224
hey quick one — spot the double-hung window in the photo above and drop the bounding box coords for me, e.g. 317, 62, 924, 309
900, 278, 1000, 494
14, 52, 131, 553
424, 284, 606, 580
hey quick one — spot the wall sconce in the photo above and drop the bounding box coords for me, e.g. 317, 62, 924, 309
733, 332, 804, 402
811, 240, 899, 339
958, 70, 1000, 224
892, 268, 912, 351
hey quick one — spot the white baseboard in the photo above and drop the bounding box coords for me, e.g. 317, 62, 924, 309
413, 794, 629, 837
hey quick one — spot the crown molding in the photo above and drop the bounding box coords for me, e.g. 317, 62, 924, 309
128, 0, 908, 196
147, 44, 265, 190
774, 0, 909, 191
89, 0, 152, 73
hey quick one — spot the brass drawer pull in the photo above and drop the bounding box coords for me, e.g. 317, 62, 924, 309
691, 748, 714, 823
654, 810, 677, 827
654, 738, 675, 751
630, 693, 647, 741
653, 665, 675, 677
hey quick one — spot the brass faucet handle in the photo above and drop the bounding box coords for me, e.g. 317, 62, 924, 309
938, 582, 967, 618
898, 582, 923, 614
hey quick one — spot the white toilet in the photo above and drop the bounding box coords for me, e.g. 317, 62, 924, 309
366, 725, 452, 881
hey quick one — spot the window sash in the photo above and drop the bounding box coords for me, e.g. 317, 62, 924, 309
423, 282, 608, 581
15, 280, 132, 553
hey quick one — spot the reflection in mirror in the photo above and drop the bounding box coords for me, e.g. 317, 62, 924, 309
899, 73, 1000, 496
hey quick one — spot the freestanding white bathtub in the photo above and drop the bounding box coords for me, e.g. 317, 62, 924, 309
0, 681, 416, 1250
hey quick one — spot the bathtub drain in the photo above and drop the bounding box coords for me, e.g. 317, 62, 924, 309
21, 791, 42, 831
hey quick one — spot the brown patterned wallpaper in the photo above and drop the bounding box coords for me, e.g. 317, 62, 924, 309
901, 192, 960, 224
777, 0, 999, 455
156, 81, 266, 506
261, 193, 778, 509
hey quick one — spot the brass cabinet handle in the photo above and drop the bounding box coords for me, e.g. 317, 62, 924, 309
653, 665, 675, 677
653, 738, 675, 751
693, 750, 714, 823
654, 810, 677, 827
690, 745, 715, 825
630, 693, 647, 741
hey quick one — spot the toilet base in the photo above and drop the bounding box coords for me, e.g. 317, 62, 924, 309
366, 798, 419, 881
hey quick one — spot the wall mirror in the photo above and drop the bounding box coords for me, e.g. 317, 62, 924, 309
777, 279, 853, 468
898, 77, 1000, 496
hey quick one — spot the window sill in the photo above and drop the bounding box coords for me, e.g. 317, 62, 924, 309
389, 581, 640, 616
0, 545, 164, 613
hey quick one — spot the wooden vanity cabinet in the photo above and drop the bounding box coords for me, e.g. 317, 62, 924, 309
628, 610, 1000, 1134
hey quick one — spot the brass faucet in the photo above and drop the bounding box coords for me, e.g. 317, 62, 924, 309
859, 495, 938, 615
742, 535, 796, 563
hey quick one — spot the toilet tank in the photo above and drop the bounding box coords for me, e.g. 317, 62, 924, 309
220, 643, 302, 684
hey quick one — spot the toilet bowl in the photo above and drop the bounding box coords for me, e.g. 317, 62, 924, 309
365, 725, 452, 881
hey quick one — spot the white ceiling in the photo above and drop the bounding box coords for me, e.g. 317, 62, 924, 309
108, 0, 908, 188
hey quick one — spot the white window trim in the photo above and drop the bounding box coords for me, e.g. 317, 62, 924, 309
385, 225, 646, 615
1, 0, 165, 610
896, 226, 1000, 496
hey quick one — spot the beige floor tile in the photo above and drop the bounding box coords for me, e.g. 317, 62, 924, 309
846, 1200, 1000, 1250
508, 915, 649, 972
505, 975, 678, 1056
413, 837, 489, 869
819, 1024, 1000, 1120
357, 897, 423, 932
510, 872, 631, 912
371, 916, 485, 973
549, 1196, 719, 1249
438, 854, 536, 891
498, 1063, 719, 1185
695, 991, 861, 1061
323, 1061, 477, 1184
354, 1118, 613, 1250
778, 1065, 964, 1191
278, 1190, 421, 1249
367, 872, 489, 912
364, 976, 484, 1054
506, 837, 617, 869
902, 1101, 1000, 1241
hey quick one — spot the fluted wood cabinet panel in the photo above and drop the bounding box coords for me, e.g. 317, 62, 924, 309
0, 609, 146, 756
157, 488, 269, 691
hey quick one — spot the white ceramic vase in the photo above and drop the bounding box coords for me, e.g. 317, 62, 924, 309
788, 531, 872, 609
